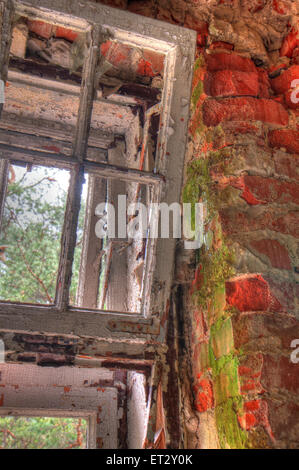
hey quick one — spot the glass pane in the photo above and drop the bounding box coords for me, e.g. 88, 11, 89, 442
2, 80, 80, 144
10, 15, 84, 83
86, 40, 164, 170
1, 14, 86, 145
0, 163, 70, 304
70, 173, 154, 314
0, 416, 88, 449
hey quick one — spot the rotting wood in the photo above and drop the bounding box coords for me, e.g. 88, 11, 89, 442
76, 175, 106, 309
55, 166, 84, 311
0, 158, 8, 231
0, 143, 163, 184
0, 0, 196, 350
72, 25, 100, 162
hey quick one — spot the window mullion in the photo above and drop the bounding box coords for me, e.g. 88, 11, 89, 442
72, 25, 101, 162
0, 159, 9, 233
0, 144, 163, 184
55, 165, 84, 311
0, 1, 13, 117
76, 175, 106, 309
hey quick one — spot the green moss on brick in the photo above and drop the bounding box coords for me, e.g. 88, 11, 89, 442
192, 80, 204, 108
208, 320, 248, 448
216, 397, 247, 449
194, 244, 235, 311
186, 59, 248, 448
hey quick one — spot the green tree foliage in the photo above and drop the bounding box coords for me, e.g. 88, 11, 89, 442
0, 164, 89, 448
0, 416, 87, 449
0, 164, 85, 304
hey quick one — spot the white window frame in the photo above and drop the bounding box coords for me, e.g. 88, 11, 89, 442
0, 0, 196, 361
0, 408, 97, 449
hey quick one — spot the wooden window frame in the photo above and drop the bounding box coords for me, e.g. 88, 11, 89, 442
0, 408, 97, 449
0, 0, 196, 354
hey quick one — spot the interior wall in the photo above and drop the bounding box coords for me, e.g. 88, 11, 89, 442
0, 0, 298, 449
0, 363, 118, 448
96, 0, 299, 449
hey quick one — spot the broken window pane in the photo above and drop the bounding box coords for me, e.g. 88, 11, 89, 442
70, 172, 153, 314
0, 163, 70, 304
0, 14, 87, 147
86, 40, 163, 171
2, 77, 80, 145
10, 15, 85, 82
0, 416, 88, 449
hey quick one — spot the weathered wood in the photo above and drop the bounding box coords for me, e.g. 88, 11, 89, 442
0, 0, 13, 116
0, 142, 163, 184
0, 158, 8, 231
0, 128, 108, 162
8, 69, 139, 107
76, 175, 106, 309
0, 110, 116, 149
106, 143, 128, 312
0, 303, 160, 338
55, 166, 84, 310
72, 25, 101, 162
0, 0, 196, 349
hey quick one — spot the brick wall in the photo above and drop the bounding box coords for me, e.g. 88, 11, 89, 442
2, 0, 298, 449
102, 0, 299, 449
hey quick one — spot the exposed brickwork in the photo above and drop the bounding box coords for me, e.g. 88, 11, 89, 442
2, 0, 299, 450
203, 97, 289, 126
121, 0, 299, 448
269, 129, 299, 154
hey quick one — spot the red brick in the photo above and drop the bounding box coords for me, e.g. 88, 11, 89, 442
229, 176, 266, 205
262, 355, 299, 395
238, 412, 257, 430
226, 275, 283, 312
250, 239, 291, 270
244, 400, 262, 412
292, 46, 299, 65
280, 28, 299, 58
232, 313, 299, 352
203, 97, 289, 126
220, 208, 298, 238
137, 59, 155, 77
238, 354, 264, 395
273, 0, 290, 14
143, 50, 164, 75
266, 400, 299, 445
271, 65, 299, 94
273, 152, 299, 180
268, 129, 299, 154
239, 175, 299, 205
193, 373, 214, 412
221, 121, 260, 135
257, 68, 270, 98
100, 41, 131, 68
27, 20, 53, 39
284, 88, 299, 109
206, 52, 257, 73
209, 41, 234, 51
54, 26, 78, 42
239, 399, 274, 440
263, 276, 298, 313
272, 211, 299, 238
204, 70, 259, 97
